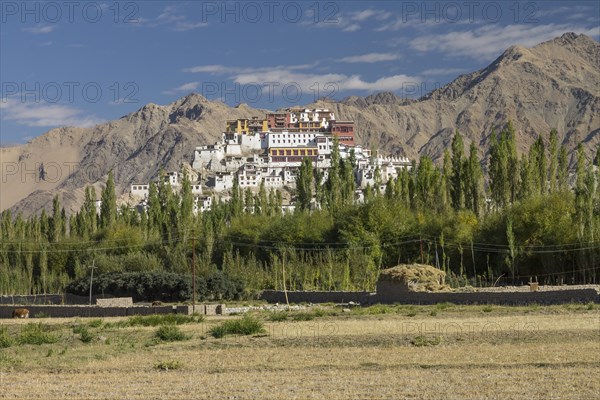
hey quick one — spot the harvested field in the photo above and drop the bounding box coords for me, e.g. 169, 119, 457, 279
0, 303, 599, 399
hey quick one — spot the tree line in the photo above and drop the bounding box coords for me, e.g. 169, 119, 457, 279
0, 122, 598, 296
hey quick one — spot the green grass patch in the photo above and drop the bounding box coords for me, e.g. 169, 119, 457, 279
209, 315, 265, 338
34, 312, 50, 318
0, 326, 15, 348
18, 323, 59, 345
88, 319, 104, 328
154, 360, 183, 371
411, 335, 441, 347
154, 325, 190, 342
268, 311, 288, 322
291, 312, 315, 321
105, 313, 204, 329
352, 304, 394, 315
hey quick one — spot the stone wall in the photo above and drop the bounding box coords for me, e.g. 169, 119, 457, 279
260, 290, 371, 304
260, 286, 600, 305
0, 303, 225, 319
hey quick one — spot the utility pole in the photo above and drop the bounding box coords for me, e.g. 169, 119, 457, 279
89, 259, 96, 306
191, 232, 196, 313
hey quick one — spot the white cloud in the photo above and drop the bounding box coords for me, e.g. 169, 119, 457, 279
185, 64, 420, 93
309, 8, 391, 32
163, 81, 200, 95
410, 24, 600, 60
136, 5, 207, 31
0, 99, 103, 128
349, 9, 391, 22
342, 23, 361, 32
23, 25, 55, 34
421, 68, 467, 76
340, 53, 400, 63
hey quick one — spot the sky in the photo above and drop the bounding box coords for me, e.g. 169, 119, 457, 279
0, 0, 598, 145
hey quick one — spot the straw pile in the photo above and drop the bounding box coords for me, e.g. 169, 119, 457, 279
378, 264, 448, 292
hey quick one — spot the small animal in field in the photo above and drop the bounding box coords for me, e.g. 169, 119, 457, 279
12, 308, 29, 318
152, 301, 163, 306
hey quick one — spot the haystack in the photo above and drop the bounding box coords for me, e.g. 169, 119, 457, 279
378, 264, 448, 292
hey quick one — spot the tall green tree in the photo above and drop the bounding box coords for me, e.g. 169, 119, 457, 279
450, 131, 465, 210
296, 157, 314, 212
100, 171, 117, 229
548, 129, 558, 193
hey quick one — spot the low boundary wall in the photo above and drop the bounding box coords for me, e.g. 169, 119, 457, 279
0, 304, 225, 319
260, 290, 370, 304
260, 288, 600, 305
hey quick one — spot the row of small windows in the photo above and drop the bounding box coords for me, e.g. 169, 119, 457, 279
270, 149, 317, 156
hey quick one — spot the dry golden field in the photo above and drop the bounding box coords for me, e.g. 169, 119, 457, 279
1, 303, 599, 400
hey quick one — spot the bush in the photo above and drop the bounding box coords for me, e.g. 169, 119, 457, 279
268, 311, 288, 322
66, 271, 205, 302
206, 271, 246, 301
79, 327, 95, 343
0, 326, 14, 348
291, 312, 315, 321
209, 315, 265, 338
66, 270, 245, 302
18, 323, 59, 345
127, 314, 204, 327
155, 325, 190, 342
411, 336, 441, 347
154, 360, 183, 371
88, 319, 103, 328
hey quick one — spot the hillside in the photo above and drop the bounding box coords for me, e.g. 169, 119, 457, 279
1, 32, 598, 217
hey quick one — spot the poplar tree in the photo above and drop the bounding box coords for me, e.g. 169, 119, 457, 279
50, 195, 62, 242
548, 129, 558, 193
100, 171, 117, 229
557, 145, 569, 191
450, 131, 465, 210
296, 157, 313, 212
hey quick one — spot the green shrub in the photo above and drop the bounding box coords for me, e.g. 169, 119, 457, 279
66, 270, 245, 302
0, 326, 14, 348
291, 312, 315, 321
88, 319, 104, 328
130, 314, 204, 327
155, 360, 183, 371
268, 311, 288, 322
154, 325, 190, 342
73, 326, 95, 343
353, 304, 393, 315
34, 312, 50, 318
18, 323, 59, 345
209, 315, 265, 338
411, 336, 441, 347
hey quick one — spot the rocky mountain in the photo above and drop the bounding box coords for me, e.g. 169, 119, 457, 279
1, 32, 598, 217
310, 32, 599, 164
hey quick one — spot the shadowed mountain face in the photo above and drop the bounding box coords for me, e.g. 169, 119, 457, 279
2, 33, 598, 217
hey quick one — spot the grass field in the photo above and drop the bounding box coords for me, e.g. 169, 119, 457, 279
1, 303, 599, 399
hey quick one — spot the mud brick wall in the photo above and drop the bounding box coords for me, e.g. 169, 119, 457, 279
259, 287, 599, 305
373, 282, 599, 305
260, 290, 371, 304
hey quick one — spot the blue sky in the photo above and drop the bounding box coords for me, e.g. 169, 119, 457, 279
1, 1, 598, 145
